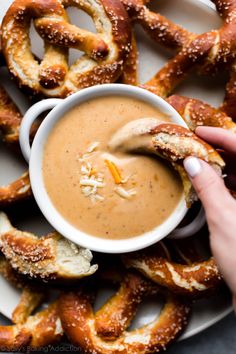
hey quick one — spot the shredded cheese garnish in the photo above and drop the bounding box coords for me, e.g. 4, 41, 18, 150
79, 143, 104, 203
79, 143, 137, 203
114, 186, 137, 199
80, 179, 105, 188
86, 142, 99, 153
77, 142, 100, 161
105, 159, 123, 184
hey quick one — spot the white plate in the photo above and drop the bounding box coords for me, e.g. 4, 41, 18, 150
0, 0, 232, 342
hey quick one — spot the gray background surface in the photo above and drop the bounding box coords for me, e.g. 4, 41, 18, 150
168, 313, 236, 354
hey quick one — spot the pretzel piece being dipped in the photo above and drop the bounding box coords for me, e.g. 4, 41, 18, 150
122, 241, 222, 297
0, 212, 98, 281
153, 124, 225, 205
166, 95, 236, 133
151, 124, 225, 168
109, 120, 225, 206
59, 271, 191, 354
2, 0, 131, 97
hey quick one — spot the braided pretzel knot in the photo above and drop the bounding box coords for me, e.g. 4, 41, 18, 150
1, 0, 131, 97
122, 241, 222, 297
59, 271, 191, 354
121, 0, 236, 117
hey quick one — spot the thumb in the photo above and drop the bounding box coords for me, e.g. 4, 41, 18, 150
183, 157, 233, 217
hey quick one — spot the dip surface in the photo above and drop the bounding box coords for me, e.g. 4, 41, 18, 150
43, 96, 183, 240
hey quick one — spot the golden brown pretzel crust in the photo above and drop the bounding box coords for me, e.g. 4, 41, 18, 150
94, 272, 157, 340
0, 257, 63, 350
0, 301, 63, 351
2, 0, 131, 97
166, 95, 236, 132
120, 30, 138, 85
0, 86, 22, 144
122, 0, 195, 50
122, 242, 222, 297
143, 0, 236, 97
151, 124, 225, 167
221, 63, 236, 120
151, 123, 225, 205
0, 83, 33, 206
0, 212, 98, 281
0, 256, 45, 325
0, 172, 32, 207
59, 272, 191, 354
121, 0, 236, 117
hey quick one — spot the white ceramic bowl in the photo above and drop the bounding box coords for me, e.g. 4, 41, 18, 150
20, 84, 192, 253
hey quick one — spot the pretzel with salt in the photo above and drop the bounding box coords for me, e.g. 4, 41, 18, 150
0, 212, 98, 281
0, 299, 63, 351
221, 62, 236, 119
122, 240, 222, 297
0, 82, 32, 206
0, 255, 64, 351
166, 95, 236, 132
1, 0, 131, 98
121, 0, 236, 118
59, 270, 191, 354
0, 256, 46, 324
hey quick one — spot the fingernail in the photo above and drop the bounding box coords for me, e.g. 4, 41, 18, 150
184, 157, 202, 178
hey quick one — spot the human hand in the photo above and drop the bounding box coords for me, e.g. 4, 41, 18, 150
183, 127, 236, 309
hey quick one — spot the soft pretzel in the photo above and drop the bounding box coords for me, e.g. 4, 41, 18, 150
122, 0, 195, 50
0, 83, 33, 206
0, 85, 22, 144
0, 257, 63, 350
121, 0, 236, 118
2, 0, 131, 97
119, 31, 138, 85
109, 120, 225, 206
122, 241, 222, 297
0, 172, 32, 207
59, 271, 191, 354
166, 95, 236, 132
0, 300, 63, 351
0, 212, 98, 280
143, 0, 236, 96
0, 32, 5, 66
0, 256, 45, 324
221, 62, 236, 120
151, 124, 225, 167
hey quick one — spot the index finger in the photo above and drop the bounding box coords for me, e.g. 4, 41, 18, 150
196, 127, 236, 155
